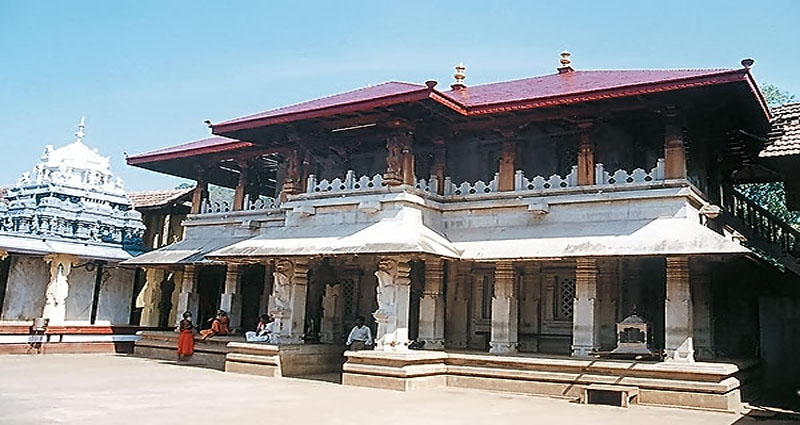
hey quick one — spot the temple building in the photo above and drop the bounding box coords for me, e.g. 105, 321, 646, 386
125, 53, 799, 410
0, 118, 145, 352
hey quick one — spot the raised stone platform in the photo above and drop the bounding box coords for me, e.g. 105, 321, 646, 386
225, 342, 346, 378
133, 330, 240, 370
343, 350, 755, 412
0, 323, 140, 355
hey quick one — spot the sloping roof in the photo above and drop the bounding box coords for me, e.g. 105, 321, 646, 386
761, 102, 800, 158
128, 188, 193, 209
211, 67, 764, 134
0, 233, 136, 262
127, 136, 252, 164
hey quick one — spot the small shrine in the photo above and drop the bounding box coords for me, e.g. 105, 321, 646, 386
610, 313, 655, 358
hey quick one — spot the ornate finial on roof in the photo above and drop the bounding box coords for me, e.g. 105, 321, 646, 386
451, 63, 467, 90
741, 58, 755, 69
557, 50, 574, 74
75, 116, 86, 142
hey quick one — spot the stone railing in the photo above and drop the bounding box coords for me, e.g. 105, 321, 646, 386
306, 171, 386, 193
514, 166, 578, 191
200, 196, 278, 214
595, 159, 665, 186
444, 173, 501, 196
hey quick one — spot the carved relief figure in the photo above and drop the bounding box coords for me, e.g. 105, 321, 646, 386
271, 259, 294, 312
373, 258, 397, 321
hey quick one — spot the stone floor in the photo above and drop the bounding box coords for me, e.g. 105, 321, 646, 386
0, 354, 796, 425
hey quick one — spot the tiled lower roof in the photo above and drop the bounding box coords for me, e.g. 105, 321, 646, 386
128, 188, 193, 209
762, 102, 800, 158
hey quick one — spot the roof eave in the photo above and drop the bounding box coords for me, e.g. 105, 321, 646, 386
126, 141, 254, 166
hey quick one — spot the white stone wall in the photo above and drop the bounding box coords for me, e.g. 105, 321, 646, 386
65, 266, 95, 321
1, 256, 49, 320
96, 266, 134, 324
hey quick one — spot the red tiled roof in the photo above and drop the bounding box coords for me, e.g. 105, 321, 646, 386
128, 188, 194, 209
127, 136, 252, 164
442, 69, 746, 111
761, 102, 800, 158
214, 81, 429, 132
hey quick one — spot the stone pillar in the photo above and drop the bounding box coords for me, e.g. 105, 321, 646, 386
445, 262, 469, 348
418, 258, 445, 349
140, 267, 166, 327
320, 284, 343, 344
572, 258, 599, 357
373, 257, 412, 351
42, 254, 77, 324
498, 139, 517, 191
269, 258, 309, 344
577, 120, 595, 185
219, 263, 242, 331
665, 256, 694, 362
597, 259, 619, 350
664, 108, 686, 179
692, 261, 714, 359
259, 264, 273, 317
232, 161, 249, 211
175, 265, 199, 325
190, 176, 208, 214
490, 261, 518, 354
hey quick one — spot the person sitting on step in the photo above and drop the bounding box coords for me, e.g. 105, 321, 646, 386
346, 316, 373, 351
200, 310, 230, 341
245, 314, 275, 343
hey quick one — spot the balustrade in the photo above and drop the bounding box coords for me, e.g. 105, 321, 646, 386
721, 185, 800, 255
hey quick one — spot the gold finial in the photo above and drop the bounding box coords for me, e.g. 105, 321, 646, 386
451, 63, 467, 90
557, 51, 574, 74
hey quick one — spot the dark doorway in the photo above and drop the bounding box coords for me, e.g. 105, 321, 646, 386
408, 260, 424, 342
197, 266, 225, 329
157, 273, 176, 328
0, 256, 11, 316
240, 265, 265, 332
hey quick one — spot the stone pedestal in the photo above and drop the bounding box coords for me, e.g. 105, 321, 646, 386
665, 256, 694, 362
490, 261, 518, 354
418, 258, 445, 349
219, 264, 242, 331
42, 254, 77, 325
140, 268, 165, 327
373, 257, 411, 351
175, 265, 199, 325
320, 284, 343, 344
269, 259, 309, 345
572, 258, 599, 357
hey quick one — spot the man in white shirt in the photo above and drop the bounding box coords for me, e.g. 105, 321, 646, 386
346, 316, 372, 351
245, 314, 276, 343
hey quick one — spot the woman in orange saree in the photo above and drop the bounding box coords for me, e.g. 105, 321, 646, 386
177, 311, 195, 360
200, 310, 230, 340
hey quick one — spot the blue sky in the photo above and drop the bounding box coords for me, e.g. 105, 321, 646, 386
1, 1, 798, 191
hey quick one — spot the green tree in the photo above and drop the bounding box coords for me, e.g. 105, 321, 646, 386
735, 84, 799, 228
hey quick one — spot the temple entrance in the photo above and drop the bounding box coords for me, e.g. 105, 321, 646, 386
239, 265, 265, 332
196, 266, 225, 328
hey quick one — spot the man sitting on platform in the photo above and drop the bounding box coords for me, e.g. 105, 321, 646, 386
245, 314, 275, 343
346, 316, 372, 351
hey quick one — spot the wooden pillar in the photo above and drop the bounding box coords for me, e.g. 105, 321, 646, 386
665, 256, 694, 362
431, 140, 447, 195
175, 265, 198, 325
281, 149, 303, 197
190, 176, 208, 215
664, 108, 687, 179
571, 258, 599, 357
269, 258, 309, 344
418, 258, 445, 349
577, 120, 595, 185
490, 261, 518, 353
219, 263, 242, 331
498, 139, 517, 191
384, 133, 413, 186
232, 161, 249, 211
373, 257, 412, 351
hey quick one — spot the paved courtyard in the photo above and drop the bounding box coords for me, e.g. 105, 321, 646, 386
0, 354, 795, 425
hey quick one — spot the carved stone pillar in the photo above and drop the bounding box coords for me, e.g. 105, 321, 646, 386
418, 258, 445, 349
42, 254, 77, 324
498, 139, 517, 191
692, 261, 714, 359
665, 256, 694, 362
269, 258, 309, 344
373, 257, 412, 351
664, 109, 687, 179
219, 263, 242, 331
175, 265, 199, 325
232, 161, 249, 211
431, 140, 447, 195
320, 284, 343, 344
577, 120, 595, 185
140, 267, 166, 327
490, 261, 518, 354
572, 258, 599, 357
445, 262, 469, 348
